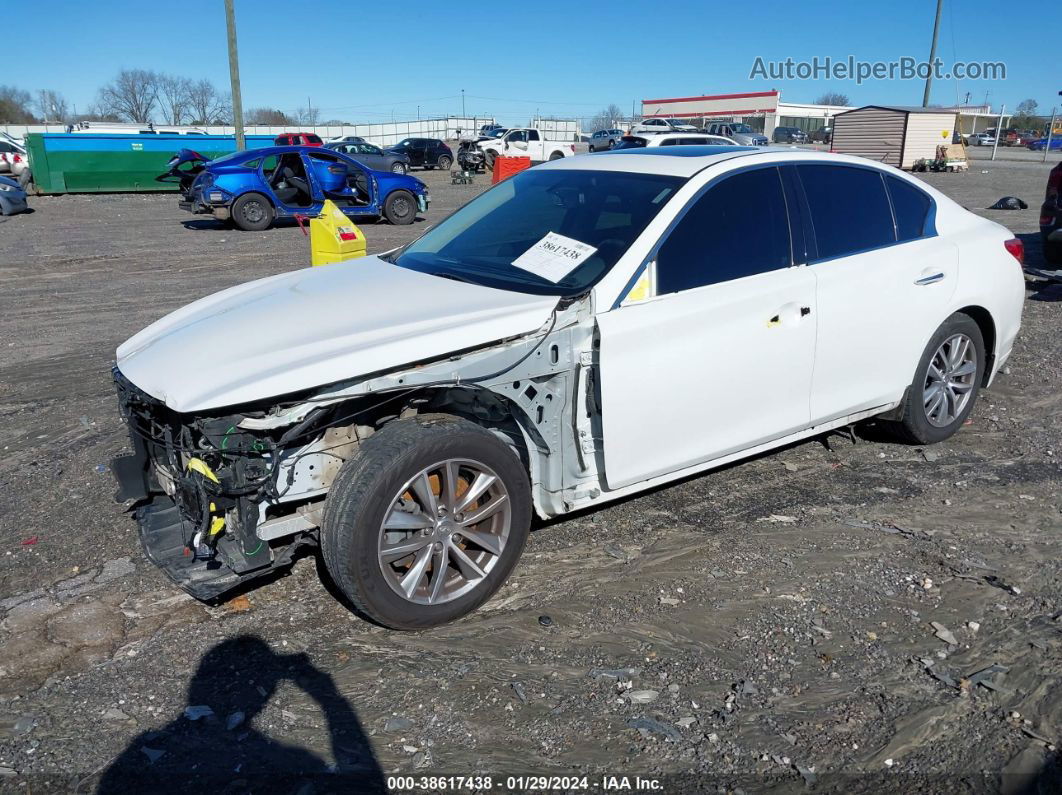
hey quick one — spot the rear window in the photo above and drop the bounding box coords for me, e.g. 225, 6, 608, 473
886, 176, 932, 241
613, 136, 648, 149
798, 165, 895, 260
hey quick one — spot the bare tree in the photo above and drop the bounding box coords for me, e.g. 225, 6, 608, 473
588, 103, 627, 132
295, 105, 320, 125
98, 69, 159, 123
0, 85, 38, 123
35, 89, 69, 123
187, 79, 230, 124
157, 75, 192, 125
815, 92, 850, 107
246, 107, 295, 125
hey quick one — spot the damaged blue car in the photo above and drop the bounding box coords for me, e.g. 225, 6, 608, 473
167, 145, 430, 231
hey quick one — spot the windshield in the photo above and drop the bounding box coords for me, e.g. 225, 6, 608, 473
391, 169, 684, 296
666, 119, 688, 126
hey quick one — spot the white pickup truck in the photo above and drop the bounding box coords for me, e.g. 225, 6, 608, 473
477, 128, 574, 168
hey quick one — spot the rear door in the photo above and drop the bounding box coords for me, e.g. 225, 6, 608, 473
795, 164, 958, 423
596, 165, 817, 489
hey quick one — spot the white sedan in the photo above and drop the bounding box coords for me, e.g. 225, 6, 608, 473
111, 147, 1025, 629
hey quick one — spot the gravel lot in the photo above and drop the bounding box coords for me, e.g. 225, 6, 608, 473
0, 152, 1060, 793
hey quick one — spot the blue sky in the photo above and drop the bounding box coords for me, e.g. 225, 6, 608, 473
5, 0, 1056, 124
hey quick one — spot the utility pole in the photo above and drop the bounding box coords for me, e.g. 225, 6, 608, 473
990, 104, 1005, 162
307, 96, 311, 127
224, 0, 245, 150
461, 89, 466, 117
922, 0, 943, 107
1045, 106, 1058, 164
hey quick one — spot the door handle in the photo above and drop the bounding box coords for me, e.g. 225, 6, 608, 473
914, 272, 945, 285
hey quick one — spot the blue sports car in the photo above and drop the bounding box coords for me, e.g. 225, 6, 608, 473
175, 145, 430, 230
1027, 137, 1062, 152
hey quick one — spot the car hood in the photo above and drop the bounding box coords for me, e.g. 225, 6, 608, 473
116, 256, 558, 413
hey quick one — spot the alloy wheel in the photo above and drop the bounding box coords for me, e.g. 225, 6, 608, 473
378, 459, 511, 605
923, 333, 977, 427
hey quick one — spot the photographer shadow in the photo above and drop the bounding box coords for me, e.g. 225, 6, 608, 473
97, 634, 385, 794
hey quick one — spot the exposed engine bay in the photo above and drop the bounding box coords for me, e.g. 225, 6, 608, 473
111, 297, 603, 601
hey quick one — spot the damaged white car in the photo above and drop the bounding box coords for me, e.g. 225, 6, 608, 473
112, 147, 1025, 629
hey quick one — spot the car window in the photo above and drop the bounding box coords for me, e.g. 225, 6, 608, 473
527, 130, 540, 141
797, 165, 895, 260
363, 144, 382, 155
656, 167, 791, 295
242, 158, 260, 169
613, 136, 648, 149
659, 138, 679, 146
886, 176, 932, 241
392, 169, 684, 297
306, 134, 322, 144
261, 155, 279, 176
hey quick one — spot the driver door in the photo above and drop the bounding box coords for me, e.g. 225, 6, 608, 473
596, 166, 816, 489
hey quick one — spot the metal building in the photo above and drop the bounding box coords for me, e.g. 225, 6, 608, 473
830, 106, 958, 169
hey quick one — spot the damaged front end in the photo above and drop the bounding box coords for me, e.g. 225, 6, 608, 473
111, 369, 350, 600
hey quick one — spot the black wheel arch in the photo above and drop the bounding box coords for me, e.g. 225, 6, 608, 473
955, 305, 996, 385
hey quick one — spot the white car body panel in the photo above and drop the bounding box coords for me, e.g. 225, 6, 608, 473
597, 266, 817, 488
116, 257, 558, 413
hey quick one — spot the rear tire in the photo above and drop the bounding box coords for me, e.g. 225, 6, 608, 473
321, 414, 532, 629
231, 192, 274, 231
437, 155, 452, 170
1044, 238, 1062, 265
891, 313, 985, 444
383, 190, 417, 225
390, 162, 407, 174
548, 152, 564, 161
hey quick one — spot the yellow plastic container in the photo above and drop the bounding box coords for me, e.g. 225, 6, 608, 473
309, 199, 366, 266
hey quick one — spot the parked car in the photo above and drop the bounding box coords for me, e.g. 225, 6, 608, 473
387, 138, 453, 171
475, 128, 574, 169
273, 132, 324, 147
0, 175, 28, 215
703, 122, 769, 146
479, 124, 505, 137
326, 135, 367, 146
631, 118, 697, 135
588, 129, 625, 151
1033, 161, 1062, 269
610, 133, 740, 150
772, 126, 808, 144
326, 141, 410, 174
178, 145, 429, 230
1027, 137, 1062, 152
971, 132, 997, 146
0, 139, 23, 173
809, 127, 832, 144
111, 148, 1024, 629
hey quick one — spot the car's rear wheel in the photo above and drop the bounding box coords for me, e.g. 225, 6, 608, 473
891, 313, 984, 444
390, 162, 407, 174
321, 414, 532, 629
548, 152, 564, 161
437, 155, 452, 170
383, 190, 417, 225
1044, 238, 1062, 265
231, 192, 274, 231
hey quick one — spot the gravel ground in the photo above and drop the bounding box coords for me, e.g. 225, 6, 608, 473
0, 153, 1060, 793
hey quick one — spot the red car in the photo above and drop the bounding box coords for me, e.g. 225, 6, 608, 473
273, 132, 323, 147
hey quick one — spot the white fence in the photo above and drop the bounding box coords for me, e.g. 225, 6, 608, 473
1, 116, 583, 146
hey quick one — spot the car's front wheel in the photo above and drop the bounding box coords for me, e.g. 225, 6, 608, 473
892, 313, 985, 444
390, 162, 407, 174
231, 192, 274, 231
383, 190, 417, 225
321, 415, 532, 629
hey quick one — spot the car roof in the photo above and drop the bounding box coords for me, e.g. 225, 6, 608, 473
540, 147, 900, 178
212, 144, 348, 164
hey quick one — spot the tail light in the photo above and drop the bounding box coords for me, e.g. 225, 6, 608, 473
1047, 164, 1062, 202
12, 154, 21, 163
1003, 238, 1024, 265
1043, 213, 1055, 226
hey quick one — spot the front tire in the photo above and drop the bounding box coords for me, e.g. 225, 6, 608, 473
390, 162, 407, 174
484, 151, 496, 171
383, 190, 417, 225
231, 192, 274, 231
321, 414, 532, 630
892, 313, 985, 444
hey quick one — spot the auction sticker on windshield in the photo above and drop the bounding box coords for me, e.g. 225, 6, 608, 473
512, 232, 597, 283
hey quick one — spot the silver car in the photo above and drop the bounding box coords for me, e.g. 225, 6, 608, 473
588, 129, 624, 151
704, 122, 769, 146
